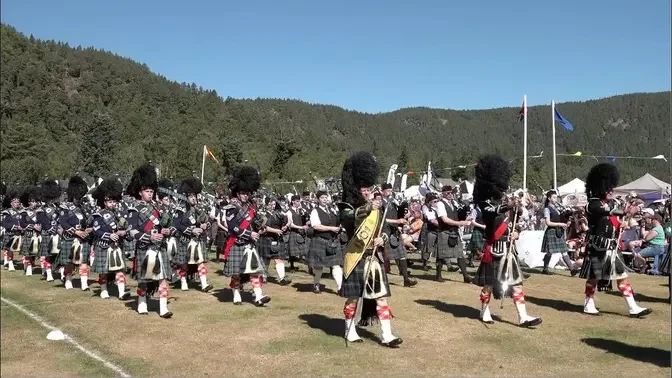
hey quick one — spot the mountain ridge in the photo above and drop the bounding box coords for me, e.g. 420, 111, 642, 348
1, 24, 669, 192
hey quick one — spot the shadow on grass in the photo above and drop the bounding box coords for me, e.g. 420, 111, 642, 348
297, 313, 379, 343
525, 296, 626, 317
291, 282, 337, 295
582, 338, 671, 367
415, 299, 518, 326
603, 290, 670, 304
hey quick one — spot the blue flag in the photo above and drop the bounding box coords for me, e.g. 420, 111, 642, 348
554, 108, 575, 131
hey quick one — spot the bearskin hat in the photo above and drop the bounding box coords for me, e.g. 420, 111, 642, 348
473, 155, 510, 203
126, 163, 158, 200
20, 186, 41, 207
179, 177, 203, 196
2, 186, 21, 209
341, 151, 380, 207
41, 179, 62, 202
157, 178, 173, 200
67, 176, 88, 202
585, 163, 619, 199
92, 178, 123, 208
228, 166, 260, 196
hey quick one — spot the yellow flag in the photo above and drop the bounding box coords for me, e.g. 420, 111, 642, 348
205, 146, 219, 164
573, 151, 582, 156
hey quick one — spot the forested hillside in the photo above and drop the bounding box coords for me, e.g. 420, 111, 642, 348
1, 24, 669, 191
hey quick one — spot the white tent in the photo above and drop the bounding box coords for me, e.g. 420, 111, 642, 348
557, 178, 585, 196
614, 173, 670, 197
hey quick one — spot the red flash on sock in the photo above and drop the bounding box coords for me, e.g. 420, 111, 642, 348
136, 288, 146, 297
585, 283, 596, 297
115, 272, 126, 284
343, 303, 357, 319
480, 291, 491, 304
198, 263, 208, 276
512, 287, 526, 304
618, 282, 634, 297
98, 275, 106, 285
376, 304, 392, 320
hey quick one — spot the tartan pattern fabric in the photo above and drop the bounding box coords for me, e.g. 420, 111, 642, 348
53, 238, 90, 268
579, 246, 628, 284
306, 237, 343, 269
134, 245, 173, 283
223, 243, 265, 277
91, 244, 127, 274
383, 234, 407, 261
339, 254, 391, 299
258, 235, 288, 260
421, 231, 438, 261
468, 229, 485, 251
38, 233, 55, 257
172, 239, 208, 265
436, 231, 463, 260
541, 228, 567, 254
20, 231, 40, 256
286, 232, 308, 257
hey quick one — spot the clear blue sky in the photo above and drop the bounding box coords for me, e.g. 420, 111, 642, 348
1, 0, 669, 113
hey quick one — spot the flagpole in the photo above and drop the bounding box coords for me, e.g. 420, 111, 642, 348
200, 145, 206, 184
523, 94, 528, 194
552, 100, 557, 190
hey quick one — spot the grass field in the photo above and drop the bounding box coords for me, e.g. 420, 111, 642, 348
1, 257, 670, 377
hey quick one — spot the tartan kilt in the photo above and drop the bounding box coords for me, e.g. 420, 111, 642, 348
92, 244, 127, 274
468, 229, 485, 251
384, 234, 407, 261
258, 236, 288, 260
541, 228, 567, 254
339, 254, 391, 299
173, 239, 208, 265
20, 232, 40, 256
223, 243, 266, 277
421, 231, 438, 261
54, 238, 90, 268
436, 231, 463, 260
122, 238, 136, 255
135, 245, 172, 283
579, 247, 628, 289
307, 237, 343, 269
38, 233, 56, 257
475, 249, 523, 300
287, 232, 308, 257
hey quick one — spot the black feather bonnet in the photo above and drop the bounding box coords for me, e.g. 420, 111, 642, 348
41, 179, 62, 202
473, 155, 510, 203
126, 163, 158, 200
341, 151, 380, 207
20, 186, 41, 207
67, 176, 88, 202
585, 163, 619, 199
179, 177, 203, 196
92, 177, 123, 208
2, 186, 21, 209
157, 178, 173, 200
228, 166, 260, 196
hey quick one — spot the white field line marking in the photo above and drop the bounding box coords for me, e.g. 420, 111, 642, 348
1, 296, 131, 377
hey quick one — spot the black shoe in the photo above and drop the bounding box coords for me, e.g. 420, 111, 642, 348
160, 311, 173, 319
570, 269, 579, 277
254, 296, 271, 307
520, 318, 542, 327
119, 292, 131, 300
463, 276, 473, 284
381, 338, 403, 348
630, 308, 652, 318
404, 278, 417, 287
313, 284, 321, 294
422, 264, 429, 272
278, 278, 292, 286
201, 284, 213, 293
541, 269, 552, 275
435, 276, 446, 283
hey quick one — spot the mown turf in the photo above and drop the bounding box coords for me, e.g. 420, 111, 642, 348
1, 257, 670, 377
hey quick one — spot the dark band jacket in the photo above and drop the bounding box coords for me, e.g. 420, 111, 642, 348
59, 202, 92, 241
92, 208, 123, 249
480, 200, 521, 258
225, 202, 260, 245
585, 198, 622, 252
1, 208, 23, 236
129, 201, 164, 249
173, 206, 208, 244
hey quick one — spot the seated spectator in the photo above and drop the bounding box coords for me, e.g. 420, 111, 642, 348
632, 214, 668, 274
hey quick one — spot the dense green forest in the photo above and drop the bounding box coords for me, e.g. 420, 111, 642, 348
1, 24, 670, 193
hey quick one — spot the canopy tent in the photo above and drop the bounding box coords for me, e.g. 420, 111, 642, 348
614, 173, 670, 199
557, 178, 585, 196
